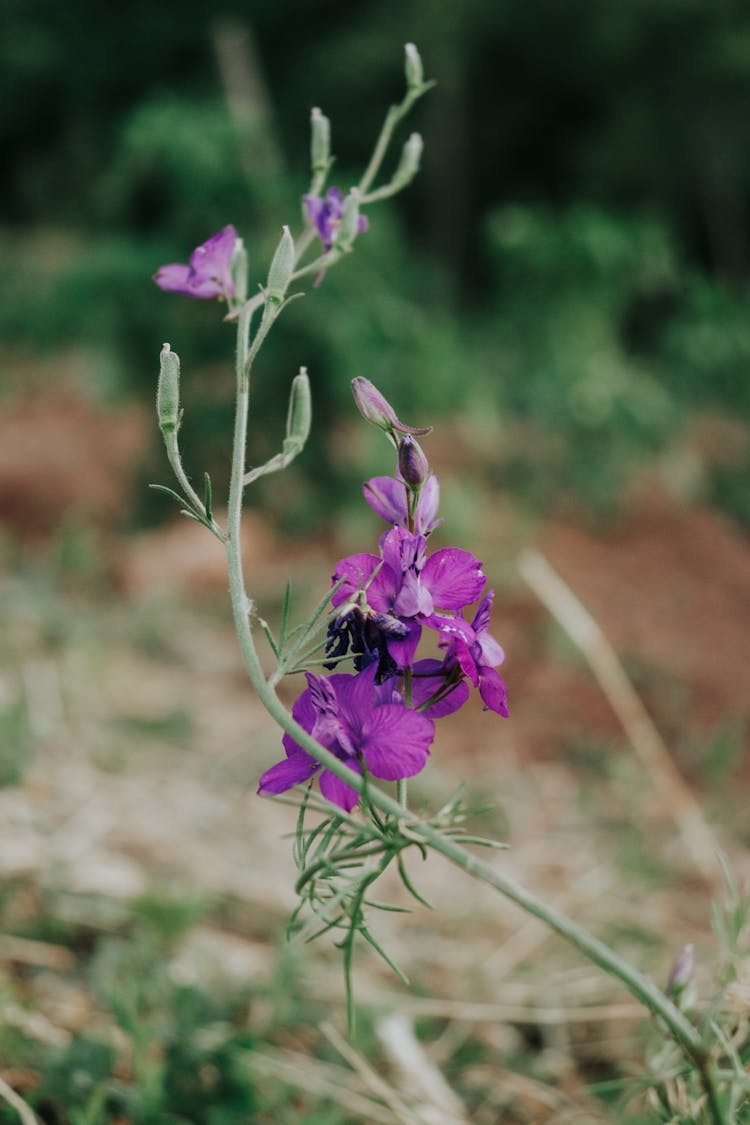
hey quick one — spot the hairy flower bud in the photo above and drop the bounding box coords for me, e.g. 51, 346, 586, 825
351, 377, 432, 437
404, 43, 424, 89
395, 133, 423, 185
310, 106, 331, 173
398, 434, 429, 489
335, 189, 362, 251
266, 226, 295, 303
157, 343, 181, 432
284, 368, 312, 453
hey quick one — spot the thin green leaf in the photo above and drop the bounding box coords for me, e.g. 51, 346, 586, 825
203, 472, 213, 522
260, 619, 279, 658
279, 581, 292, 651
360, 924, 410, 985
362, 898, 411, 914
397, 853, 433, 909
444, 833, 509, 849
149, 482, 193, 508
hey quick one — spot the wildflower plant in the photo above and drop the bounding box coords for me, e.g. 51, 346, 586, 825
151, 44, 740, 1122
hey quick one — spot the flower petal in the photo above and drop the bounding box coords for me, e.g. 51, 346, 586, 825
413, 475, 441, 535
387, 619, 422, 666
360, 704, 434, 780
153, 264, 195, 294
422, 548, 485, 610
411, 658, 470, 717
331, 553, 381, 607
478, 667, 509, 717
363, 476, 408, 526
319, 761, 361, 811
258, 751, 318, 795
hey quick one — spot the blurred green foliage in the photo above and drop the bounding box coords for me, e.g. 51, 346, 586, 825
3, 0, 750, 527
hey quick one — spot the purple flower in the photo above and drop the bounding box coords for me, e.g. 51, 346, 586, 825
331, 527, 486, 667
304, 187, 368, 251
154, 225, 238, 300
257, 666, 435, 811
434, 590, 509, 717
363, 474, 441, 536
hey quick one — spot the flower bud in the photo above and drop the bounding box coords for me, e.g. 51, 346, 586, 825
335, 189, 362, 251
284, 368, 312, 452
230, 235, 248, 303
310, 106, 331, 173
351, 377, 399, 431
395, 133, 423, 185
404, 43, 424, 89
351, 377, 432, 436
266, 226, 295, 303
157, 343, 181, 432
398, 434, 429, 489
667, 943, 695, 996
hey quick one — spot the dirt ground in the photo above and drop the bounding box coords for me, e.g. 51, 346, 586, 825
2, 391, 749, 1121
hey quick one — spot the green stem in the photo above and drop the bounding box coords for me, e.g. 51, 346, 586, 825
215, 128, 725, 1125
224, 332, 724, 1117
162, 430, 225, 539
358, 86, 428, 196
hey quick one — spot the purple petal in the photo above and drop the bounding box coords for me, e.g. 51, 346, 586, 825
281, 686, 318, 757
477, 631, 505, 668
471, 589, 494, 634
258, 751, 318, 795
411, 659, 470, 717
478, 667, 509, 717
331, 553, 381, 607
360, 705, 434, 781
319, 761, 361, 811
153, 264, 196, 295
393, 572, 433, 618
363, 476, 408, 526
422, 548, 485, 610
188, 226, 237, 298
387, 619, 422, 666
413, 475, 441, 535
303, 194, 324, 227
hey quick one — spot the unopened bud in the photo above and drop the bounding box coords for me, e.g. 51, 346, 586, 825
398, 434, 429, 489
351, 376, 432, 437
157, 343, 181, 432
404, 43, 424, 89
335, 189, 362, 250
310, 107, 331, 173
230, 236, 248, 303
395, 133, 423, 184
667, 944, 695, 996
352, 377, 399, 431
266, 226, 295, 303
284, 368, 312, 452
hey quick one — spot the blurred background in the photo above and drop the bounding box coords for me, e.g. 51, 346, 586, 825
2, 1, 750, 1121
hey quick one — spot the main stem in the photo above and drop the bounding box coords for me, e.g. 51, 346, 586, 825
225, 305, 725, 1125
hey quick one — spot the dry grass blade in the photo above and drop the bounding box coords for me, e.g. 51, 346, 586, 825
319, 1021, 424, 1125
0, 936, 75, 970
375, 1011, 471, 1125
518, 548, 722, 887
0, 1076, 40, 1125
246, 1047, 402, 1124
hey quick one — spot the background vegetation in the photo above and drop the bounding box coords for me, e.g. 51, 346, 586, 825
4, 0, 750, 528
3, 2, 750, 1121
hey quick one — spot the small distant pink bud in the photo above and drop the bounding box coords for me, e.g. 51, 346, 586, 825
667, 943, 695, 996
351, 377, 432, 437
